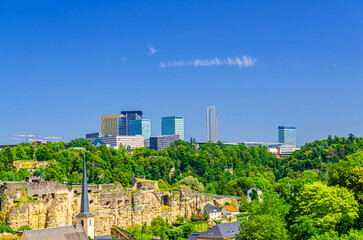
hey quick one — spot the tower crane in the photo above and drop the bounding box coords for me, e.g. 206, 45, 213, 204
42, 136, 65, 142
11, 135, 65, 143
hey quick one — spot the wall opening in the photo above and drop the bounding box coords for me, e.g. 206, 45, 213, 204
105, 201, 110, 206
42, 194, 47, 200
124, 200, 130, 206
161, 195, 169, 206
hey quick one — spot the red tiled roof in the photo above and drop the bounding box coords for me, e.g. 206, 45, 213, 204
224, 205, 239, 212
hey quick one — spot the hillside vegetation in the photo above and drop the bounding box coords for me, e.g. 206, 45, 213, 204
0, 134, 362, 239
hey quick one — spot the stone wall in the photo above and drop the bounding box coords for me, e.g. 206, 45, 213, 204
0, 181, 237, 236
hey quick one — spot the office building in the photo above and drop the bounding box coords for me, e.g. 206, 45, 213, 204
278, 126, 297, 145
118, 111, 143, 136
149, 135, 180, 150
85, 132, 103, 142
161, 116, 184, 140
99, 135, 144, 150
101, 114, 122, 136
207, 106, 217, 143
129, 119, 151, 140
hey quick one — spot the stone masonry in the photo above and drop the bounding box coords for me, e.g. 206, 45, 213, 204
0, 180, 236, 236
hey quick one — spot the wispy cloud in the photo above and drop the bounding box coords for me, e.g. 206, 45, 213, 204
147, 44, 158, 55
160, 56, 256, 68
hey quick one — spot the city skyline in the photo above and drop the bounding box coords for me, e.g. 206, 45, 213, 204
1, 1, 362, 145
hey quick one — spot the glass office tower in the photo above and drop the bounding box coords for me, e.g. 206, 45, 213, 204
278, 126, 297, 145
161, 116, 184, 140
118, 111, 143, 136
129, 119, 151, 140
207, 106, 217, 143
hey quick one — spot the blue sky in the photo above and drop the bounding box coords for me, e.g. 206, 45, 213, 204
1, 0, 362, 145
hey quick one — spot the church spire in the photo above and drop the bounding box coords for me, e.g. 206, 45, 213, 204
76, 151, 95, 239
76, 153, 94, 217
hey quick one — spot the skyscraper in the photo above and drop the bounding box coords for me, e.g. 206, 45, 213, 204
207, 106, 217, 143
278, 126, 297, 145
101, 114, 122, 136
161, 116, 184, 140
118, 111, 143, 136
129, 119, 151, 140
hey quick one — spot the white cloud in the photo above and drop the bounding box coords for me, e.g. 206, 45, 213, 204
147, 44, 158, 55
160, 56, 256, 68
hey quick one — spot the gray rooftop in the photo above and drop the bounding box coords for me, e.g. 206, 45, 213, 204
188, 222, 241, 239
95, 235, 114, 239
23, 225, 88, 240
204, 203, 221, 214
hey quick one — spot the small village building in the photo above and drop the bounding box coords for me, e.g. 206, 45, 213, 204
246, 187, 263, 202
204, 203, 222, 221
221, 205, 239, 216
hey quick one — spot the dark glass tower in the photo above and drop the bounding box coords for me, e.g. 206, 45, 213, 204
119, 111, 143, 136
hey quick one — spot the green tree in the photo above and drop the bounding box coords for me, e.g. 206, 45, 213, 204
182, 224, 193, 238
291, 182, 359, 239
177, 176, 205, 192
202, 210, 209, 221
150, 216, 168, 239
238, 214, 288, 240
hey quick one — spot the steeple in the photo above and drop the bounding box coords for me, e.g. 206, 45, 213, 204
76, 152, 95, 239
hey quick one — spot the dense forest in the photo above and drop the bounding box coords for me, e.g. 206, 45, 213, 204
0, 134, 362, 239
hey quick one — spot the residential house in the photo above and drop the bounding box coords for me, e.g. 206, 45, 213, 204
222, 205, 239, 216
246, 187, 263, 202
204, 203, 222, 221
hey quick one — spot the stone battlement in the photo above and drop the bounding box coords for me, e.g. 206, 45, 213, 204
0, 180, 69, 197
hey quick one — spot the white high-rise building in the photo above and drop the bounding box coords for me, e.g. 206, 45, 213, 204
207, 106, 217, 143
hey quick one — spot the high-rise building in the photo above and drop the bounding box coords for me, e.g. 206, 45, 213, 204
129, 119, 151, 140
161, 116, 184, 140
101, 114, 122, 136
149, 135, 180, 150
278, 126, 296, 145
118, 111, 143, 136
207, 106, 217, 143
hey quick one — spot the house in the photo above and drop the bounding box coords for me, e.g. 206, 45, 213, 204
204, 203, 222, 221
222, 205, 239, 216
246, 187, 262, 202
188, 222, 241, 240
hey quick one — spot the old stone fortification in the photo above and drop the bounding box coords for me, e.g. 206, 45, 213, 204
0, 179, 236, 236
